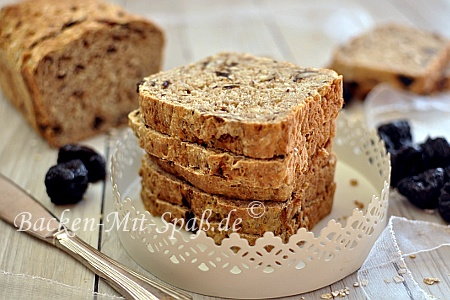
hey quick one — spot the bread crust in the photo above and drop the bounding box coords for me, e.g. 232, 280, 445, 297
0, 0, 164, 146
139, 52, 343, 159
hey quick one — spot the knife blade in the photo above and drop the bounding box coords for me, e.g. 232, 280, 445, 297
0, 173, 59, 242
0, 173, 192, 300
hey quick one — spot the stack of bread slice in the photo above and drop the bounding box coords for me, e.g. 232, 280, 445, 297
130, 52, 343, 244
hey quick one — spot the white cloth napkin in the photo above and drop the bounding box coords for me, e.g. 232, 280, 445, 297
358, 216, 450, 300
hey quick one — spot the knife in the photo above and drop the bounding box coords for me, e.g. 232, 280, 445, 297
0, 173, 192, 300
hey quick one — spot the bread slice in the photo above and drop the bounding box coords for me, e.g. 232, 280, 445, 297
140, 151, 336, 235
129, 109, 335, 190
0, 0, 164, 147
330, 24, 450, 100
141, 180, 336, 245
138, 52, 342, 159
139, 194, 277, 245
148, 144, 332, 201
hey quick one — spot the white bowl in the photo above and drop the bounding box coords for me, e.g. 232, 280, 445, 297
110, 114, 390, 299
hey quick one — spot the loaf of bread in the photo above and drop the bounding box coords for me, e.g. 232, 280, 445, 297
330, 24, 450, 100
0, 0, 164, 146
141, 153, 336, 242
138, 52, 342, 159
134, 52, 342, 245
129, 109, 334, 200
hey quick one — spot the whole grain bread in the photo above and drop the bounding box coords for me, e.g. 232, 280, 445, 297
0, 0, 164, 147
150, 144, 332, 201
140, 151, 336, 235
138, 52, 343, 159
141, 180, 336, 245
129, 109, 335, 189
330, 24, 450, 100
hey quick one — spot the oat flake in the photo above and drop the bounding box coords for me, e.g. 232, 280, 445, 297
423, 277, 440, 285
320, 293, 333, 299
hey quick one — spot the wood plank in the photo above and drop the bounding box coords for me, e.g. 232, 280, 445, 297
406, 246, 450, 300
0, 98, 105, 292
97, 0, 196, 296
258, 0, 375, 67
389, 0, 450, 37
124, 0, 194, 69
180, 0, 285, 61
96, 130, 196, 297
1, 0, 449, 298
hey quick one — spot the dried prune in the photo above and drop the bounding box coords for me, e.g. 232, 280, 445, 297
377, 120, 412, 152
86, 154, 106, 182
45, 160, 88, 205
420, 137, 450, 169
390, 145, 425, 187
397, 168, 445, 209
58, 144, 106, 182
438, 182, 450, 223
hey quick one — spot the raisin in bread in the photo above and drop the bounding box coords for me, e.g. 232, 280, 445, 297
0, 0, 164, 146
138, 52, 342, 159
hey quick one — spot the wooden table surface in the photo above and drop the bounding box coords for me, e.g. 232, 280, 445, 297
0, 0, 449, 299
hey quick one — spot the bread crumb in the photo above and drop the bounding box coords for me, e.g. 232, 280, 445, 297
350, 179, 358, 186
384, 278, 391, 283
353, 282, 360, 287
409, 254, 416, 259
354, 200, 364, 209
398, 268, 407, 275
423, 277, 440, 285
393, 275, 405, 283
323, 287, 351, 299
